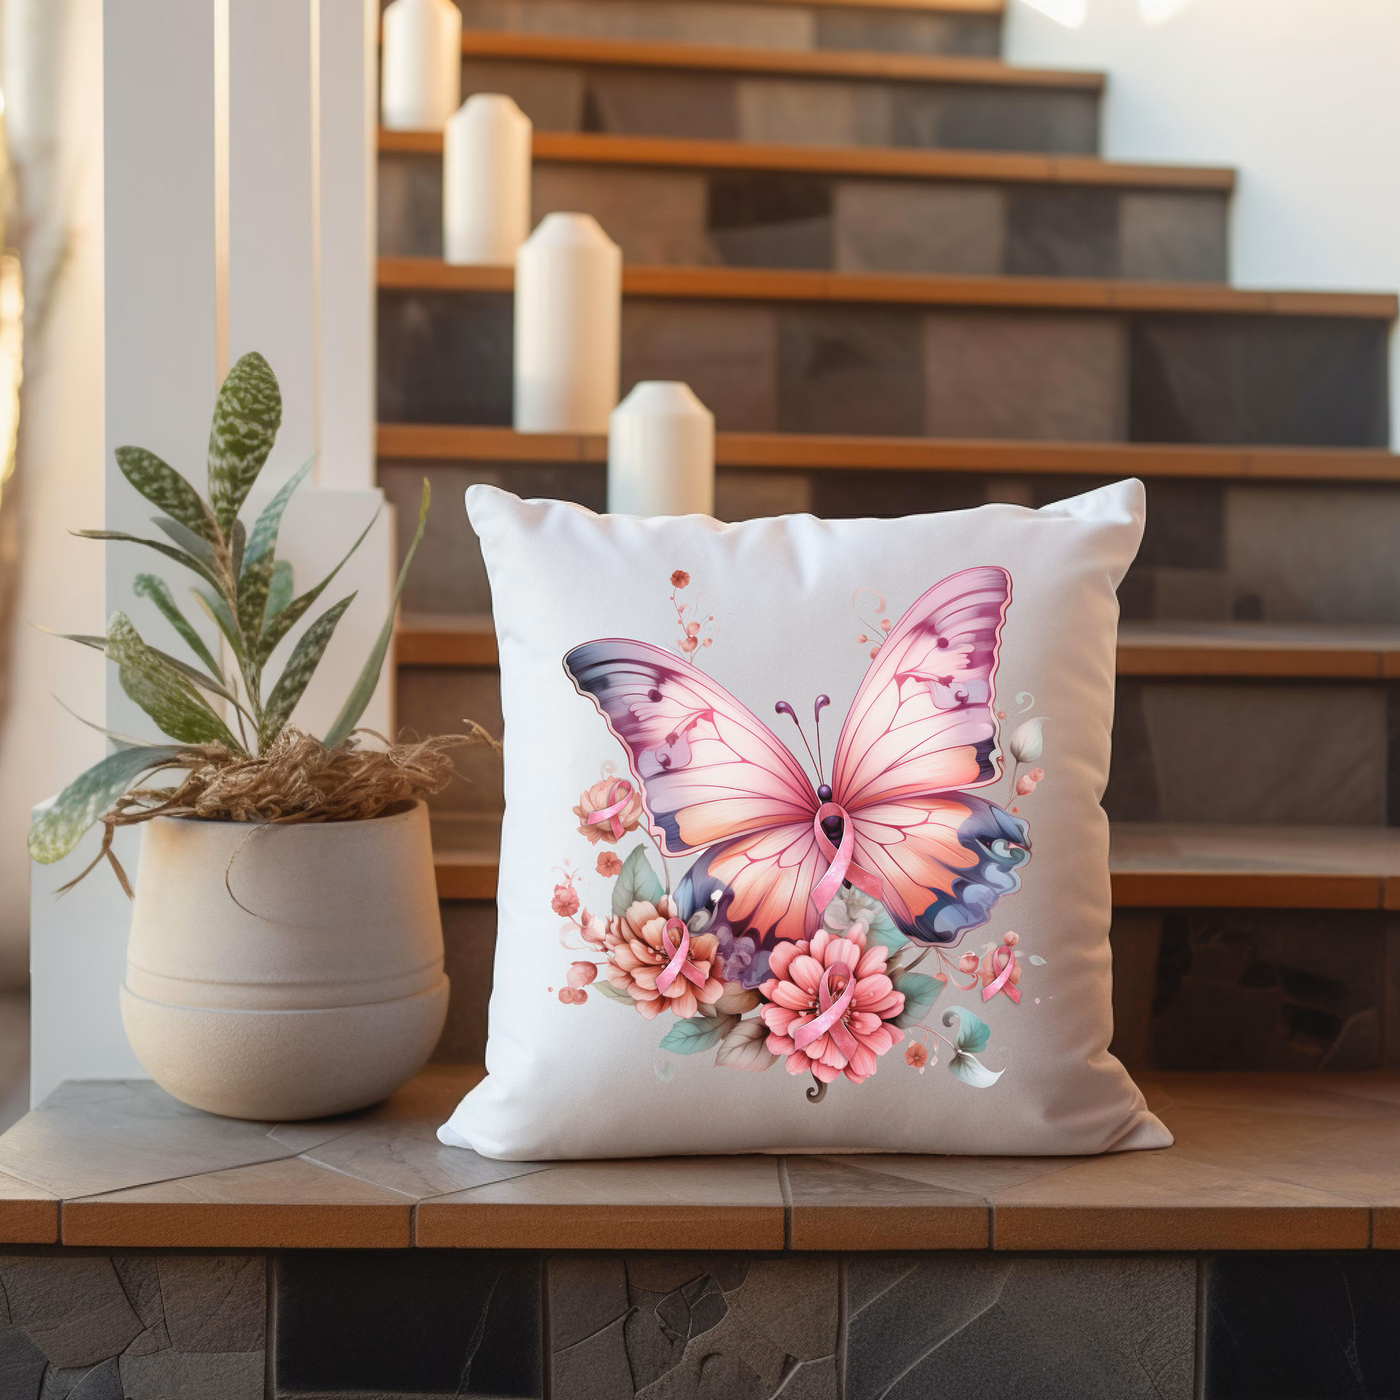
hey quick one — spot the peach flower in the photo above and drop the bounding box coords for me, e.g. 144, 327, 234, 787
558, 987, 587, 1005
758, 925, 905, 1085
671, 570, 690, 589
574, 778, 643, 845
596, 852, 622, 878
567, 962, 597, 990
905, 1042, 929, 1072
604, 897, 724, 1021
1015, 767, 1045, 797
551, 884, 580, 918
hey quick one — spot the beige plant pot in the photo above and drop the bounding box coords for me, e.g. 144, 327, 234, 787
121, 801, 448, 1120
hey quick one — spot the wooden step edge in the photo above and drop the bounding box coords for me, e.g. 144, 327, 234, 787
459, 29, 1099, 89
430, 851, 1400, 910
376, 258, 1398, 319
726, 0, 1003, 13
376, 425, 1400, 483
379, 128, 1236, 192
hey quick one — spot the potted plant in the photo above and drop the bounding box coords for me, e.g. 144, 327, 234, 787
28, 352, 490, 1120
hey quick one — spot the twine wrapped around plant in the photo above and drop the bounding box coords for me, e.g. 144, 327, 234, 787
64, 724, 499, 896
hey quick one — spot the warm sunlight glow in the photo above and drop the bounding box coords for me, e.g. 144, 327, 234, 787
1019, 0, 1088, 28
1140, 0, 1201, 24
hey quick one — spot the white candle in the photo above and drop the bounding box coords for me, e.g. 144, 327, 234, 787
443, 94, 533, 267
608, 382, 716, 517
381, 0, 462, 132
514, 213, 622, 435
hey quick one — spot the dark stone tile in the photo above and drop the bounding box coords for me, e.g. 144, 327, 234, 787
0, 1325, 46, 1400
155, 1257, 265, 1354
892, 86, 1100, 154
110, 1258, 170, 1357
1109, 912, 1166, 1072
461, 57, 587, 132
715, 468, 814, 522
1390, 685, 1400, 828
1204, 1254, 1400, 1399
59, 1359, 123, 1400
276, 1251, 542, 1396
585, 68, 738, 140
434, 901, 498, 1065
1147, 909, 1385, 1072
535, 165, 711, 266
777, 306, 924, 436
120, 1350, 264, 1398
832, 179, 1004, 276
1103, 678, 1161, 821
808, 470, 986, 522
1138, 479, 1226, 570
734, 78, 891, 147
377, 290, 514, 425
398, 667, 504, 812
1005, 186, 1119, 278
1130, 315, 1391, 447
815, 10, 1000, 57
550, 1254, 837, 1400
456, 0, 811, 50
1120, 191, 1230, 282
623, 301, 778, 432
0, 1258, 143, 1370
845, 1255, 1194, 1400
378, 151, 441, 259
707, 173, 832, 270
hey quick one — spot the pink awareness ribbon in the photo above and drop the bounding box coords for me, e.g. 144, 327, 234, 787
655, 917, 707, 995
793, 961, 859, 1059
981, 945, 1021, 1004
586, 779, 634, 840
809, 802, 884, 913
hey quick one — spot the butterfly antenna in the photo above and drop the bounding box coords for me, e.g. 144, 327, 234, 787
813, 695, 830, 783
775, 701, 820, 782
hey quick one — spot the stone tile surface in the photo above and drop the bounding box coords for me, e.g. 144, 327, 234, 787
378, 151, 441, 259
777, 306, 924, 436
462, 57, 587, 132
1129, 314, 1390, 447
809, 470, 986, 523
923, 312, 1127, 440
434, 900, 500, 1065
459, 0, 812, 50
1120, 190, 1230, 282
396, 667, 504, 812
550, 1254, 838, 1400
832, 179, 1004, 276
735, 77, 891, 148
846, 1256, 1195, 1399
893, 86, 1099, 153
714, 468, 814, 523
816, 10, 999, 58
535, 164, 712, 266
588, 69, 738, 140
276, 1250, 541, 1397
1005, 185, 1118, 278
707, 171, 832, 270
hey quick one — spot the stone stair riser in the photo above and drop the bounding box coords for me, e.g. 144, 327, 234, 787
461, 58, 1099, 152
381, 150, 1230, 281
454, 0, 1003, 57
382, 463, 1400, 625
377, 292, 1389, 446
397, 666, 505, 814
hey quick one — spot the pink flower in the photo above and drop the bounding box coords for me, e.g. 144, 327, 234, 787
1015, 767, 1045, 797
568, 962, 597, 990
578, 908, 608, 949
758, 925, 904, 1085
596, 852, 622, 878
604, 897, 724, 1021
671, 570, 690, 589
958, 951, 980, 974
905, 1042, 929, 1072
574, 778, 643, 845
680, 636, 698, 654
551, 884, 580, 918
558, 987, 587, 1005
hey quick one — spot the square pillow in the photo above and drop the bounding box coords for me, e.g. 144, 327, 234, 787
440, 480, 1171, 1159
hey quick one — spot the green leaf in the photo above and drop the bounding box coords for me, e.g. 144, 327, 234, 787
321, 480, 429, 749
28, 744, 186, 864
76, 530, 221, 591
230, 519, 246, 580
237, 556, 275, 641
863, 903, 908, 953
244, 458, 312, 569
153, 516, 217, 565
943, 1005, 991, 1054
257, 506, 379, 666
115, 447, 217, 542
892, 972, 944, 1029
207, 351, 282, 534
714, 1018, 778, 1072
264, 559, 294, 622
610, 844, 666, 918
192, 588, 247, 667
658, 1016, 732, 1056
947, 1050, 1003, 1089
62, 625, 246, 717
258, 594, 355, 749
133, 574, 223, 680
592, 980, 635, 1006
106, 612, 241, 749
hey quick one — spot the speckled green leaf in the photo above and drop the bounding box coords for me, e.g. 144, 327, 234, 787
237, 556, 275, 641
322, 480, 428, 749
264, 559, 294, 623
258, 594, 355, 749
77, 530, 220, 591
116, 447, 217, 542
153, 516, 217, 566
207, 352, 282, 534
193, 586, 244, 662
257, 506, 378, 665
133, 574, 223, 680
107, 612, 239, 748
244, 458, 312, 568
28, 744, 186, 863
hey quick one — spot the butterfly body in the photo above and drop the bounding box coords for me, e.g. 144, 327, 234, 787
564, 567, 1030, 952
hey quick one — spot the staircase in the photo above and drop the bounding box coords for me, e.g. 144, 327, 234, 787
376, 0, 1400, 1074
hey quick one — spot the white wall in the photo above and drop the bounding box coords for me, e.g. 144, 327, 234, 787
1006, 0, 1400, 448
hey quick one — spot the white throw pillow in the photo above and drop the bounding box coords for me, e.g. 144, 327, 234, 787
440, 480, 1170, 1159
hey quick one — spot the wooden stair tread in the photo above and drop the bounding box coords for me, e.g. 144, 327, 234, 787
459, 29, 1098, 89
1117, 623, 1400, 679
381, 128, 1235, 192
378, 424, 1400, 482
378, 258, 1398, 318
704, 0, 1003, 12
427, 816, 1400, 909
17, 1067, 1400, 1251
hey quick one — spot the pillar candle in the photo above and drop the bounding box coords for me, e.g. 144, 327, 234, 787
443, 94, 532, 266
514, 213, 621, 434
608, 382, 716, 517
381, 0, 462, 132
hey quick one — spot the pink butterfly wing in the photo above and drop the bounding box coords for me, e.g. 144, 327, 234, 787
832, 567, 1029, 945
564, 639, 818, 860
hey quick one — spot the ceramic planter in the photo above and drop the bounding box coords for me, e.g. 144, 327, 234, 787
121, 801, 448, 1120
